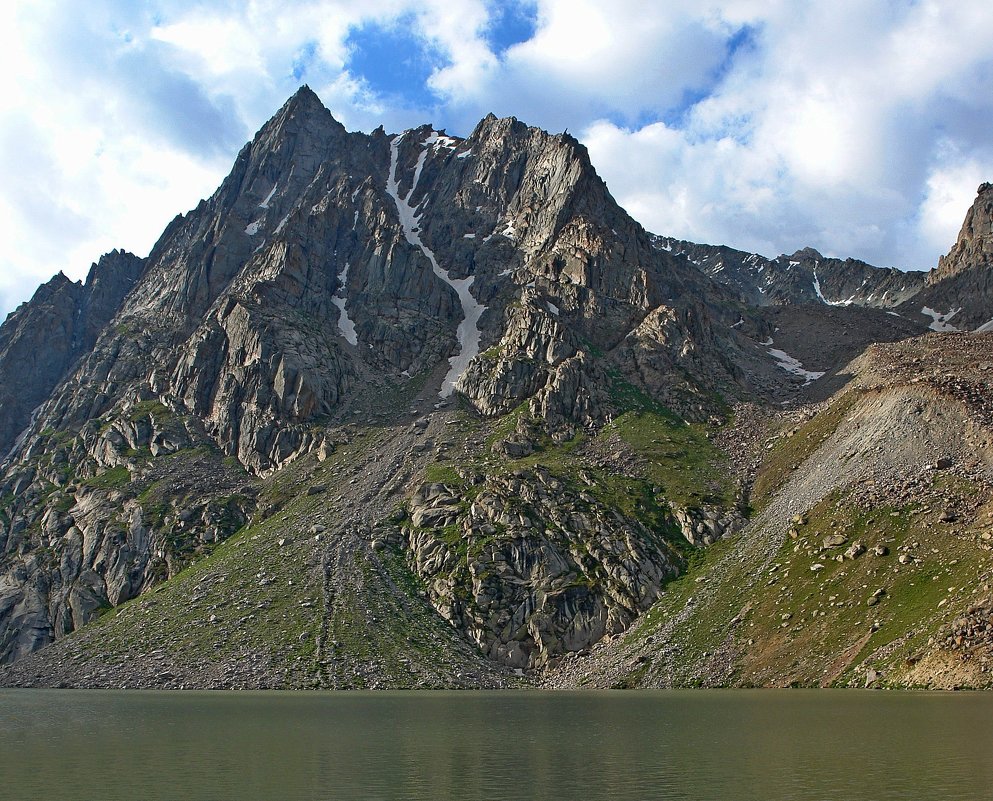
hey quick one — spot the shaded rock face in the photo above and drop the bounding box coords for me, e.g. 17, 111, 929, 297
656, 237, 927, 310
0, 250, 144, 457
931, 183, 993, 284
906, 183, 993, 332
0, 403, 254, 662
402, 468, 681, 669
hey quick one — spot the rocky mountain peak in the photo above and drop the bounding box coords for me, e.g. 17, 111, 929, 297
270, 83, 338, 130
2, 89, 992, 687
788, 247, 825, 261
0, 248, 144, 459
930, 181, 993, 285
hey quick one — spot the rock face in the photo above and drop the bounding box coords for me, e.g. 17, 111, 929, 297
656, 237, 927, 309
931, 183, 993, 284
402, 468, 681, 669
0, 250, 144, 457
0, 87, 990, 686
906, 183, 993, 331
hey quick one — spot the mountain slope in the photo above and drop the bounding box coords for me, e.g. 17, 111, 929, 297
0, 88, 756, 671
545, 333, 993, 689
1, 88, 990, 688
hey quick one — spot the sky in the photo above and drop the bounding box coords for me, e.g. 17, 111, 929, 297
2, 0, 993, 318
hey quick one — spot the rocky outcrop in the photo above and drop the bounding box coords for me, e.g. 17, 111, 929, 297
0, 411, 255, 663
672, 504, 743, 547
905, 183, 993, 331
457, 295, 595, 421
401, 467, 682, 669
0, 250, 144, 458
931, 183, 993, 284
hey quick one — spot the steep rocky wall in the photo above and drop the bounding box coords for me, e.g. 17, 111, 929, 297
401, 467, 682, 669
0, 250, 144, 457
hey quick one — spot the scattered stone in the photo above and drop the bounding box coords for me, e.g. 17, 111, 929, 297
822, 533, 847, 548
844, 541, 866, 560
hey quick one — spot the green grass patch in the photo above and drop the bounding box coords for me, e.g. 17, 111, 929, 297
600, 409, 732, 508
82, 466, 132, 491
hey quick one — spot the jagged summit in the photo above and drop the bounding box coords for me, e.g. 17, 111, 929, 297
0, 89, 991, 688
931, 181, 993, 284
899, 181, 993, 331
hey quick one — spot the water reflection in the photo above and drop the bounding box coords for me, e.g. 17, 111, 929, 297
1, 690, 991, 801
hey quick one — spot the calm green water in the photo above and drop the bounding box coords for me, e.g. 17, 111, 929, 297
1, 689, 991, 801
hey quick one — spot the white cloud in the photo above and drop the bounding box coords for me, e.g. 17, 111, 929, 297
1, 0, 992, 319
571, 1, 993, 268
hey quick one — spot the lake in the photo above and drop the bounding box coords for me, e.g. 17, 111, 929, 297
1, 689, 991, 800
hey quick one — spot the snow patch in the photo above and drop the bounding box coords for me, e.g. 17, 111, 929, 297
812, 267, 862, 306
259, 184, 277, 209
331, 262, 358, 346
730, 318, 744, 329
463, 233, 476, 239
244, 221, 261, 236
921, 306, 961, 332
768, 347, 825, 385
387, 133, 486, 397
492, 219, 517, 240
812, 268, 827, 303
456, 150, 473, 159
498, 268, 513, 277
975, 317, 993, 333
547, 302, 560, 316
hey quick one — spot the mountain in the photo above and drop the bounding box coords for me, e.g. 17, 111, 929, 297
1, 87, 991, 688
0, 250, 145, 458
654, 237, 926, 309
907, 182, 993, 332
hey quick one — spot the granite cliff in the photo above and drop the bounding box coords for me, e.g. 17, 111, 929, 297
1, 88, 991, 689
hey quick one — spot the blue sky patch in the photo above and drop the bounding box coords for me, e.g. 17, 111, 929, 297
485, 1, 538, 53
658, 24, 759, 130
292, 41, 318, 81
345, 17, 443, 108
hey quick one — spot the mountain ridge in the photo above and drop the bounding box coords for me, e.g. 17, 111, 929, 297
1, 90, 991, 688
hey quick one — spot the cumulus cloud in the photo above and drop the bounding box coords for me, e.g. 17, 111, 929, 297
570, 1, 993, 268
1, 0, 992, 318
